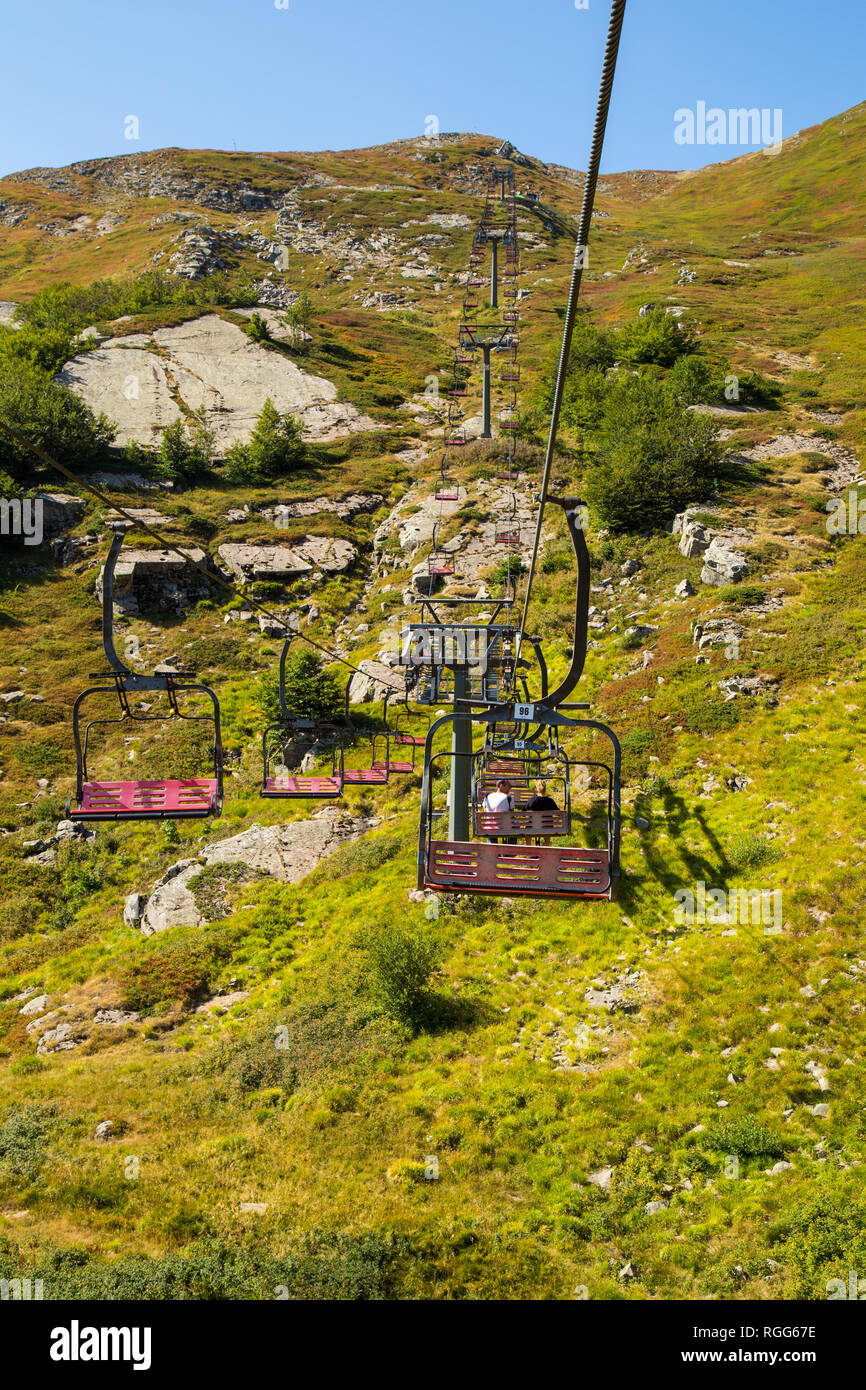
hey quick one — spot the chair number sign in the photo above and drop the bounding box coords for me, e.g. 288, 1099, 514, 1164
513, 703, 534, 720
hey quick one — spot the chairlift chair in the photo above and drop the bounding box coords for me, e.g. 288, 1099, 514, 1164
260, 635, 345, 798
67, 527, 223, 822
341, 672, 390, 785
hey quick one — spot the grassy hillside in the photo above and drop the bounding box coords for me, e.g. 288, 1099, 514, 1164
0, 111, 865, 1300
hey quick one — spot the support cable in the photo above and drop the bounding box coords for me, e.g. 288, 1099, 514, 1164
515, 0, 627, 665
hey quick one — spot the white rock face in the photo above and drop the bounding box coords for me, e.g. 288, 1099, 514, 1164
57, 314, 377, 451
217, 537, 357, 582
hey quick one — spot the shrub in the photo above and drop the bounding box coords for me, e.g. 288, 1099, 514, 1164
585, 375, 721, 532
708, 1117, 787, 1159
0, 361, 115, 482
364, 921, 445, 1032
119, 932, 232, 1013
719, 584, 767, 608
727, 832, 780, 872
774, 1191, 866, 1298
0, 1102, 58, 1181
245, 311, 271, 343
314, 834, 403, 881
224, 399, 307, 482
0, 893, 42, 942
667, 353, 726, 405
617, 308, 698, 367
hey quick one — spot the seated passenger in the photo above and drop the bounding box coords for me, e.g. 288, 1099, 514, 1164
483, 778, 514, 843
525, 778, 558, 845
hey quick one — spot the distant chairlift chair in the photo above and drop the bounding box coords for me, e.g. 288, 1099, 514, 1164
260, 635, 345, 798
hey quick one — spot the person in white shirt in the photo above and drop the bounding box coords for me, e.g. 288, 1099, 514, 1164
482, 778, 514, 843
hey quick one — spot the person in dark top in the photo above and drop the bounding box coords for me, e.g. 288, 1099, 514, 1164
525, 779, 558, 845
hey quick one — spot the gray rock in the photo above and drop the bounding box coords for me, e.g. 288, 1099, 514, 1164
766, 1161, 794, 1176
123, 893, 146, 928
588, 1167, 613, 1192
679, 520, 713, 559
94, 1120, 115, 1141
349, 659, 397, 704
36, 1022, 80, 1056
93, 1008, 140, 1025
701, 539, 748, 586
675, 578, 695, 597
19, 993, 50, 1017
620, 558, 641, 577
644, 1199, 669, 1215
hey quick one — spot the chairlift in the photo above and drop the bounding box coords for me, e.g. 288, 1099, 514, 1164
260, 635, 345, 798
67, 527, 223, 822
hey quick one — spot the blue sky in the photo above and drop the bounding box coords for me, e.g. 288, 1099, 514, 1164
2, 0, 863, 177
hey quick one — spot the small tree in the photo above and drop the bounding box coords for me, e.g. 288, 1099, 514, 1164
258, 649, 343, 725
365, 921, 445, 1032
0, 362, 115, 483
585, 374, 721, 532
156, 409, 214, 480
245, 311, 271, 344
281, 291, 313, 351
224, 398, 306, 483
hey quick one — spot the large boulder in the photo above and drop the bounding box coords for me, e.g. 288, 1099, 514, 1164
349, 659, 396, 704
218, 537, 357, 583
701, 539, 748, 586
138, 808, 375, 935
58, 314, 378, 451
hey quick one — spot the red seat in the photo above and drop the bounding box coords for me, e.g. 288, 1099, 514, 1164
473, 808, 569, 837
425, 841, 611, 899
262, 775, 342, 797
73, 778, 219, 820
343, 768, 389, 784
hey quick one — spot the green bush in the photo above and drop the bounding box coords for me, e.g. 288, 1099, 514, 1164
708, 1116, 787, 1159
618, 308, 698, 367
224, 398, 307, 482
0, 1102, 58, 1181
585, 375, 721, 532
314, 834, 403, 881
727, 832, 780, 872
0, 361, 115, 482
245, 312, 271, 343
719, 584, 767, 608
364, 921, 445, 1032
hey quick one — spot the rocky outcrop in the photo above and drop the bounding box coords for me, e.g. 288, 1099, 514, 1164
138, 808, 376, 935
348, 659, 396, 704
58, 314, 378, 451
97, 545, 220, 615
217, 537, 357, 582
